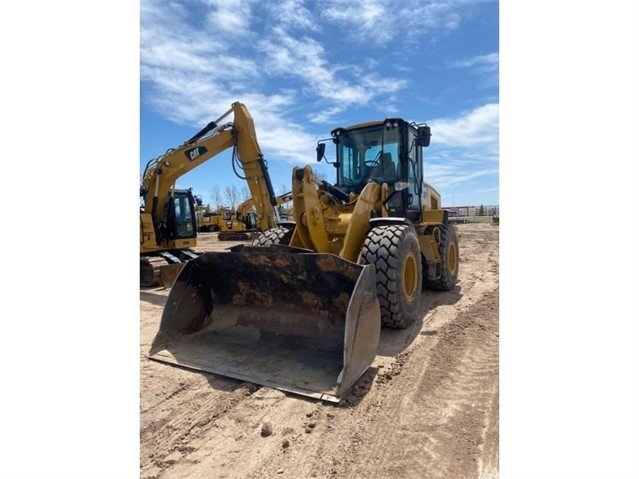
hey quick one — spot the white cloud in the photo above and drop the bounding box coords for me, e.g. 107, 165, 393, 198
323, 0, 390, 39
450, 52, 499, 72
308, 106, 348, 125
430, 103, 499, 149
204, 0, 253, 36
448, 52, 499, 88
140, 1, 231, 75
321, 0, 396, 44
425, 163, 498, 190
266, 0, 317, 31
423, 103, 499, 200
321, 0, 493, 44
258, 27, 407, 115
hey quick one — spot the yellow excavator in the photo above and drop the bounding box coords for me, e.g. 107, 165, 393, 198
195, 200, 255, 240
149, 115, 459, 402
194, 193, 293, 240
221, 191, 295, 240
140, 102, 281, 287
194, 199, 225, 233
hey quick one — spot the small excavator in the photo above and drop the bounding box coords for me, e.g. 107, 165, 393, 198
139, 102, 281, 287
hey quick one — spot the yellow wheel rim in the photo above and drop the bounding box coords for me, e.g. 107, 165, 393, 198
447, 242, 457, 273
403, 251, 418, 301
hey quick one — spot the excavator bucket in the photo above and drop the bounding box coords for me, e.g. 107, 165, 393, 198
159, 263, 186, 289
149, 245, 381, 402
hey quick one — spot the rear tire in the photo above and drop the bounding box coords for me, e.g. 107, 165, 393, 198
424, 224, 459, 291
361, 224, 422, 328
252, 225, 294, 246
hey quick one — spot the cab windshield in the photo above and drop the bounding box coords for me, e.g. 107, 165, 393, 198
336, 125, 400, 192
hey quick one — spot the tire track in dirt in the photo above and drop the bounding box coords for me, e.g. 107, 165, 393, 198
316, 289, 499, 479
139, 286, 258, 479
301, 224, 500, 478
140, 379, 258, 479
150, 387, 330, 479
398, 290, 499, 478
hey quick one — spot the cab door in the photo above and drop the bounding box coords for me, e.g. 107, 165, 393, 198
404, 126, 422, 223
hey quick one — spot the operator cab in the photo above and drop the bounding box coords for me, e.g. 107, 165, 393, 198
317, 118, 431, 223
162, 188, 197, 240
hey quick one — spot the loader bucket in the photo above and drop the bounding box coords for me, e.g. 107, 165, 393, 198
149, 245, 381, 402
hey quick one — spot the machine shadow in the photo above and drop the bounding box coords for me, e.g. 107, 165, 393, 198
376, 283, 462, 357
140, 290, 169, 307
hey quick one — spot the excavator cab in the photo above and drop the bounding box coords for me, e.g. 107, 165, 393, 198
162, 189, 197, 240
140, 188, 200, 286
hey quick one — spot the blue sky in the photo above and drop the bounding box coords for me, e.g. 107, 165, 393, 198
140, 0, 499, 208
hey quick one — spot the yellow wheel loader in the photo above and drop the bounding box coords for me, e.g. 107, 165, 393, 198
150, 116, 459, 402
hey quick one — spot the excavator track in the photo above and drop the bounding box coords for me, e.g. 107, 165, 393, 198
217, 231, 261, 241
140, 256, 168, 287
141, 249, 201, 288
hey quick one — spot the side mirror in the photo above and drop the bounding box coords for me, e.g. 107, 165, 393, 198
316, 142, 326, 162
416, 126, 431, 147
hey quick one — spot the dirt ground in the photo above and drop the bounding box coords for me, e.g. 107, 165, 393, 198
140, 222, 499, 479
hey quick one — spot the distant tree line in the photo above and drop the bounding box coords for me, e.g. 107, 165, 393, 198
208, 184, 292, 212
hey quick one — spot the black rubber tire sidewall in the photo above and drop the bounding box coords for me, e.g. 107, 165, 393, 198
425, 223, 459, 291
361, 224, 422, 328
252, 225, 294, 246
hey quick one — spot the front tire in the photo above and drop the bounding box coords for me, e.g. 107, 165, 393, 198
252, 225, 294, 246
361, 224, 422, 328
